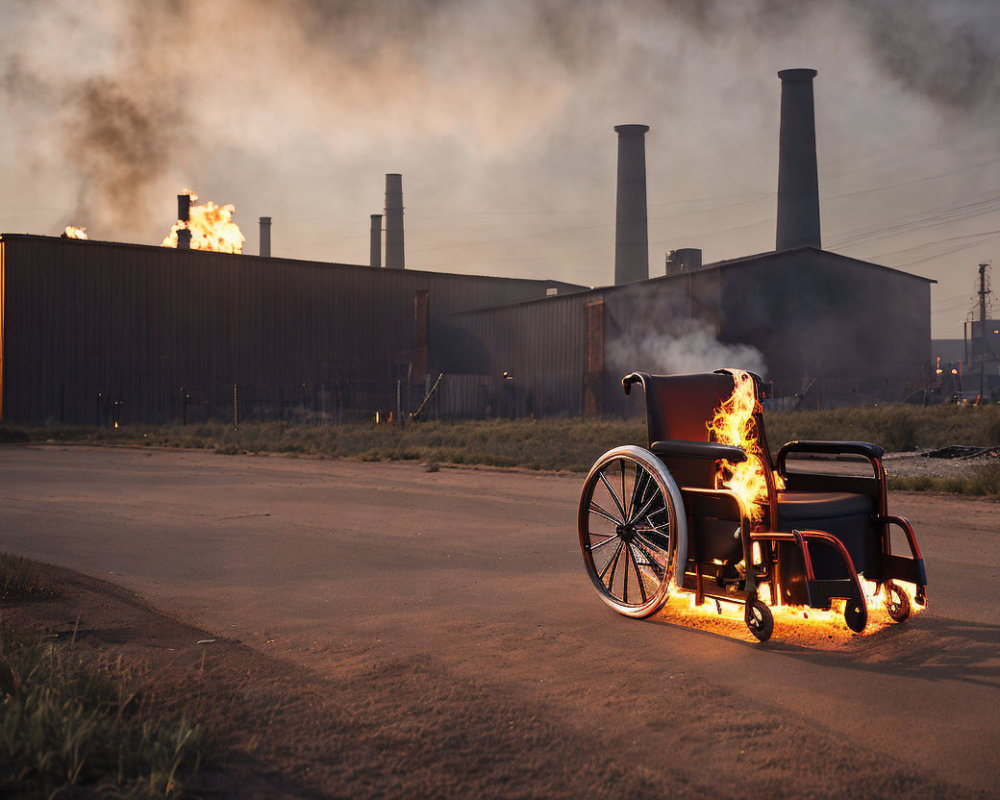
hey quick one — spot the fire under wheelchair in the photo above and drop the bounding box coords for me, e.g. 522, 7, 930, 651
577, 369, 927, 642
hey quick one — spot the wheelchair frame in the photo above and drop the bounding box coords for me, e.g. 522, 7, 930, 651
577, 369, 927, 642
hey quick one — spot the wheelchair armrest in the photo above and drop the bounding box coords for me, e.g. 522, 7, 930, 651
651, 440, 748, 463
777, 440, 885, 476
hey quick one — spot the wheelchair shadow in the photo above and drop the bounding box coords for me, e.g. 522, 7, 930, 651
764, 615, 1000, 688
644, 612, 1000, 688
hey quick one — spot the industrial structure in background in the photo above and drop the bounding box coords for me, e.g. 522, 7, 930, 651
931, 261, 999, 403
0, 69, 951, 425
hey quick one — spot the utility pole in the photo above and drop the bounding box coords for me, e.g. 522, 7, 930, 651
977, 262, 992, 402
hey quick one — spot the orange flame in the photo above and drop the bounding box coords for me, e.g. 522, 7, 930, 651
706, 370, 773, 523
62, 225, 88, 239
162, 191, 245, 253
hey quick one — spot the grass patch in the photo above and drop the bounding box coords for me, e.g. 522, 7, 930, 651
888, 463, 1000, 499
0, 625, 210, 798
3, 404, 998, 482
0, 553, 59, 601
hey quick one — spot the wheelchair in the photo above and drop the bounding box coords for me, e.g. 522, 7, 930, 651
577, 369, 927, 642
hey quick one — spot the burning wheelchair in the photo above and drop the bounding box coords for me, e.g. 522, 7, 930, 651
577, 369, 927, 642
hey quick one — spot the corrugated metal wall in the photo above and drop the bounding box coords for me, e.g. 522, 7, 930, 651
0, 235, 584, 424
438, 248, 933, 417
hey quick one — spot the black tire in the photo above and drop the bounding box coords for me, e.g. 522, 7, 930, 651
844, 598, 868, 633
744, 598, 773, 642
884, 581, 911, 623
578, 447, 683, 618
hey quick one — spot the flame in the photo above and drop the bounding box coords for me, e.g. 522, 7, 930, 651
706, 370, 775, 523
658, 577, 924, 644
162, 191, 245, 253
63, 226, 88, 239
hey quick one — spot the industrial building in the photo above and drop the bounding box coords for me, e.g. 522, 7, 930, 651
0, 68, 936, 425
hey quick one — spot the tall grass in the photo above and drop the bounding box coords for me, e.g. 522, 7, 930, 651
0, 553, 59, 601
0, 626, 208, 797
6, 403, 999, 473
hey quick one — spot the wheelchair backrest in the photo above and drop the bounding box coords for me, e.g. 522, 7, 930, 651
625, 369, 777, 493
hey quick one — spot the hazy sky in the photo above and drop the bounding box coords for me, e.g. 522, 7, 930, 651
1, 0, 997, 338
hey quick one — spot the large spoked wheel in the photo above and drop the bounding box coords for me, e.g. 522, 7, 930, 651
578, 446, 686, 618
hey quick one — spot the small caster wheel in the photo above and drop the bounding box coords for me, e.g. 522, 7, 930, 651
745, 598, 773, 642
915, 584, 927, 606
844, 598, 867, 633
884, 581, 911, 623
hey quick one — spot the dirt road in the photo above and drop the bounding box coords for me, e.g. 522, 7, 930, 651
1, 445, 997, 797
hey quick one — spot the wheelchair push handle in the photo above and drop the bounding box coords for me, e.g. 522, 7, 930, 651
622, 372, 650, 396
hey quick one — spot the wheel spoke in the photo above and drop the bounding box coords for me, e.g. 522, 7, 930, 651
629, 544, 648, 603
620, 460, 629, 521
587, 533, 619, 551
622, 543, 629, 603
598, 470, 627, 522
589, 501, 621, 526
629, 486, 661, 526
631, 537, 665, 579
599, 540, 624, 583
628, 465, 649, 524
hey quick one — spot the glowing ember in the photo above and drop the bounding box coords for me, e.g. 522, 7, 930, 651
659, 577, 923, 643
706, 370, 773, 523
62, 225, 88, 239
162, 190, 245, 253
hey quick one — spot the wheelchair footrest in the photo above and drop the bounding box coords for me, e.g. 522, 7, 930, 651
804, 578, 863, 609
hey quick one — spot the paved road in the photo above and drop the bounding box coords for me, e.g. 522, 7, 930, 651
1, 445, 998, 796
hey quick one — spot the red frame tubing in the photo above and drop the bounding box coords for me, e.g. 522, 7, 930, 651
750, 529, 866, 611
876, 514, 928, 602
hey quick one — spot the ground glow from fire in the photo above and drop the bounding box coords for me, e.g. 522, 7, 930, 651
162, 191, 245, 253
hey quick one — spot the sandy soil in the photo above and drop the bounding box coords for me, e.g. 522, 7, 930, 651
0, 445, 998, 798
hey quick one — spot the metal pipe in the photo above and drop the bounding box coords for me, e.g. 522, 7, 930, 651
259, 216, 271, 257
776, 69, 821, 250
614, 124, 650, 285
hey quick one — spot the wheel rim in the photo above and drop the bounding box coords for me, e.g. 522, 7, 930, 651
579, 450, 677, 618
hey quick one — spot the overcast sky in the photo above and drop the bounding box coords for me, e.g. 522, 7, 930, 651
1, 0, 998, 338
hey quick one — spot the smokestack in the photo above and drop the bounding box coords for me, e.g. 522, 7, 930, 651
177, 193, 191, 250
370, 214, 382, 268
776, 69, 821, 250
259, 216, 271, 257
614, 124, 650, 285
385, 174, 404, 269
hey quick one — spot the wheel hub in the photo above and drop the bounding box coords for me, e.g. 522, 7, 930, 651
616, 524, 635, 542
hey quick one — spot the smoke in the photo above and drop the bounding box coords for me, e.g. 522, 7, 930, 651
603, 283, 768, 378
608, 320, 768, 378
0, 0, 997, 252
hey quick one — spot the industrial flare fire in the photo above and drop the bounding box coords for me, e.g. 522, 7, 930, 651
162, 191, 245, 253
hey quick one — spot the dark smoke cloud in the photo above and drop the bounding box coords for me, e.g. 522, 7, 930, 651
0, 0, 997, 241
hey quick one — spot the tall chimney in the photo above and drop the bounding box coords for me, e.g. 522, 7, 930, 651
614, 124, 650, 285
370, 214, 382, 268
177, 193, 192, 250
385, 173, 404, 269
776, 68, 821, 250
259, 216, 271, 257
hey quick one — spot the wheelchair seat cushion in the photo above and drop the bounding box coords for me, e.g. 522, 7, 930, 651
776, 491, 873, 523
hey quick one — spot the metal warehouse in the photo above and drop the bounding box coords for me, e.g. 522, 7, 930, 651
0, 234, 583, 424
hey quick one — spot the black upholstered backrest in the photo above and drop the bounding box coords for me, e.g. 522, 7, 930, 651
637, 372, 737, 446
